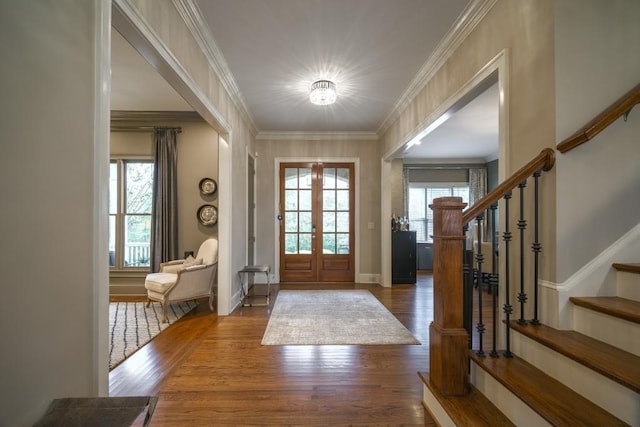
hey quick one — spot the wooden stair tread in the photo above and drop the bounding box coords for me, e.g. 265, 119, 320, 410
570, 296, 640, 324
418, 372, 514, 426
509, 320, 640, 393
469, 352, 628, 426
613, 262, 640, 274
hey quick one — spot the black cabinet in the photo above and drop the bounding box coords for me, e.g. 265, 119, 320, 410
392, 231, 416, 284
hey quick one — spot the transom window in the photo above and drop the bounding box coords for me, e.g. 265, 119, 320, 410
408, 184, 469, 242
109, 160, 154, 270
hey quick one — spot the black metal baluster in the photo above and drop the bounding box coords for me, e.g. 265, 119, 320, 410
502, 191, 513, 357
517, 180, 528, 325
462, 224, 473, 349
489, 202, 499, 358
531, 170, 542, 325
475, 214, 485, 357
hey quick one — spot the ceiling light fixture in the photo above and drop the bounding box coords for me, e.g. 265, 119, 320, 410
309, 80, 337, 106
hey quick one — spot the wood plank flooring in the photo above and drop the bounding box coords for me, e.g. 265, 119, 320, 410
109, 273, 448, 425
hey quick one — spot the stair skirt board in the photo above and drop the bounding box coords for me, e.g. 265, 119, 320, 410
470, 361, 550, 427
421, 384, 457, 427
616, 271, 640, 301
573, 305, 640, 357
511, 331, 638, 425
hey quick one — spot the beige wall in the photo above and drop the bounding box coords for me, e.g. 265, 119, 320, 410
124, 0, 257, 312
254, 138, 381, 279
380, 0, 557, 281
109, 122, 219, 295
554, 0, 640, 282
0, 1, 105, 425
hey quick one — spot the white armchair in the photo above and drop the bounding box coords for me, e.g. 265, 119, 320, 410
145, 238, 218, 322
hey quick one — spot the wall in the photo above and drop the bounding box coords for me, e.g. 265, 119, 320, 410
379, 0, 557, 281
554, 0, 640, 282
0, 2, 104, 425
122, 0, 257, 313
109, 121, 219, 295
254, 137, 381, 281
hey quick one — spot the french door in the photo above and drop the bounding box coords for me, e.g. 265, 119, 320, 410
279, 162, 355, 282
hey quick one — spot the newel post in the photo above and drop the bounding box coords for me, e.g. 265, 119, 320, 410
429, 196, 468, 396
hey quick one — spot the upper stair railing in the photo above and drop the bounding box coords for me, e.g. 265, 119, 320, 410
557, 82, 640, 153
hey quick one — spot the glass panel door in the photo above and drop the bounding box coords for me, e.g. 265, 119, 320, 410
280, 162, 354, 282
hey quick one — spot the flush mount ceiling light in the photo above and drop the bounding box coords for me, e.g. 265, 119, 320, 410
309, 80, 337, 106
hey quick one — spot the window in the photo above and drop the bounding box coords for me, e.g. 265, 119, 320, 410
408, 184, 469, 242
109, 160, 154, 269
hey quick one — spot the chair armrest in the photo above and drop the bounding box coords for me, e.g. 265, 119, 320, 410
161, 259, 185, 267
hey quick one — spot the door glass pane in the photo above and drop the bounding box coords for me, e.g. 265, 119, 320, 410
299, 234, 312, 253
323, 190, 335, 210
299, 211, 312, 232
299, 189, 312, 211
337, 233, 349, 254
323, 168, 336, 189
323, 211, 335, 232
299, 168, 311, 189
336, 212, 349, 232
285, 212, 298, 232
285, 168, 298, 188
124, 215, 151, 267
336, 190, 349, 210
323, 233, 336, 254
285, 234, 298, 254
336, 168, 349, 189
285, 189, 298, 210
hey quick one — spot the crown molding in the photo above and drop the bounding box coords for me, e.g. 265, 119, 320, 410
256, 131, 378, 142
173, 0, 258, 136
377, 0, 498, 136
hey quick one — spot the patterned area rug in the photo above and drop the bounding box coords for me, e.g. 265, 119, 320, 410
261, 290, 420, 345
109, 301, 196, 369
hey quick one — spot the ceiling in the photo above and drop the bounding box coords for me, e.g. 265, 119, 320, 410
111, 0, 498, 162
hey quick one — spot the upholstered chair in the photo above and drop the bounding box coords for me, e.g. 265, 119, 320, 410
145, 238, 218, 322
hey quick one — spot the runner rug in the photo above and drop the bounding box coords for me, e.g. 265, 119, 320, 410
261, 290, 420, 345
109, 301, 196, 369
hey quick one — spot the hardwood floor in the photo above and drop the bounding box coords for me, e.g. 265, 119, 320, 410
110, 274, 439, 425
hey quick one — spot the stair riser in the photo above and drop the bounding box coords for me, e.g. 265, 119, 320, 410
617, 270, 640, 302
469, 361, 550, 427
511, 331, 639, 425
421, 386, 457, 427
573, 305, 640, 357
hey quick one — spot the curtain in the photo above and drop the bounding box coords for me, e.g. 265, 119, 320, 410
402, 167, 410, 217
468, 167, 487, 207
150, 128, 179, 272
468, 167, 488, 243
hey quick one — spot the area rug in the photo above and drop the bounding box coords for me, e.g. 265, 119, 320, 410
109, 301, 196, 369
261, 290, 420, 345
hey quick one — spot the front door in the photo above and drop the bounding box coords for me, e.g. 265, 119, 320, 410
279, 162, 355, 282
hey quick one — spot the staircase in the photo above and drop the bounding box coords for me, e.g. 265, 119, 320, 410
422, 263, 640, 426
421, 83, 640, 426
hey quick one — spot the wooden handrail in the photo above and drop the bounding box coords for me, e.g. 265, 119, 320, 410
463, 148, 555, 224
557, 82, 640, 153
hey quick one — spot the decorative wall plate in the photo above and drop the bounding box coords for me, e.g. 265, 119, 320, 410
197, 204, 218, 226
199, 177, 217, 195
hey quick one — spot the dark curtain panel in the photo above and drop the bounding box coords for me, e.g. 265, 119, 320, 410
150, 128, 179, 272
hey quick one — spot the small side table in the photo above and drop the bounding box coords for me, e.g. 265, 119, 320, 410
238, 265, 271, 307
